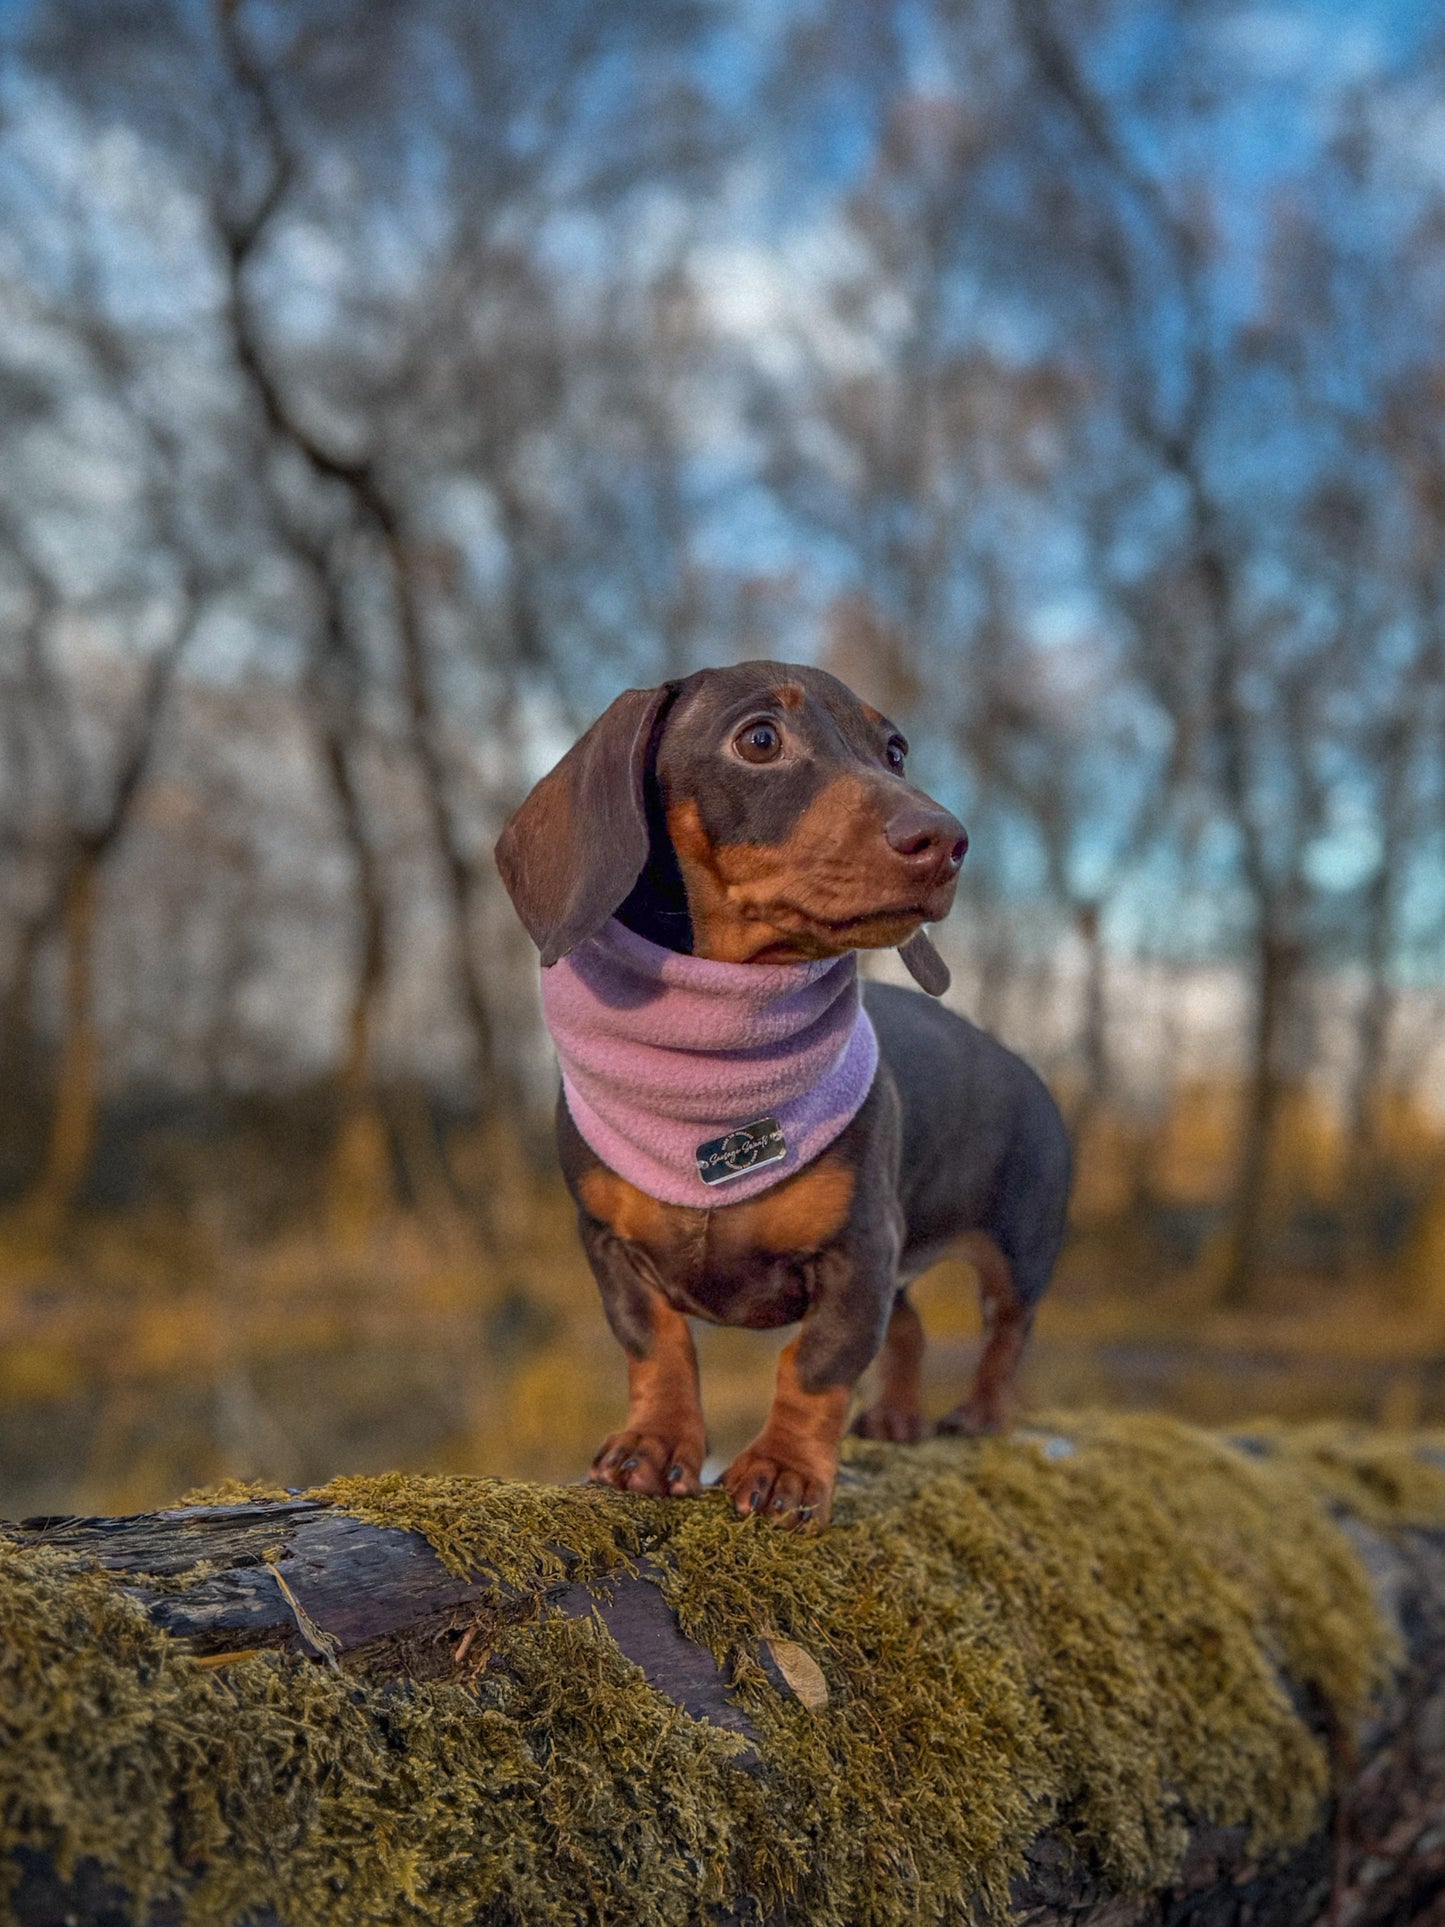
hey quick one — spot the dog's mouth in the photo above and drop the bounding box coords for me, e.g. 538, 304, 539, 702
753, 891, 952, 954
707, 847, 962, 962
784, 868, 960, 934
809, 903, 935, 933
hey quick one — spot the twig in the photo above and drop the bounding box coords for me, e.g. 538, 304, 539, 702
265, 1560, 342, 1671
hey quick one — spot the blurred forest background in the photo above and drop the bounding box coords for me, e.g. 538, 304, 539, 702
2, 0, 1444, 1518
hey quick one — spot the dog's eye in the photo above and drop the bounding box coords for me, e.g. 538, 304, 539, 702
886, 737, 907, 774
734, 720, 782, 764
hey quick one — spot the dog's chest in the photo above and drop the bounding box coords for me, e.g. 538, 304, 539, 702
576, 1156, 856, 1329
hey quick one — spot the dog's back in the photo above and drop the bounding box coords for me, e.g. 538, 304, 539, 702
866, 981, 1072, 1300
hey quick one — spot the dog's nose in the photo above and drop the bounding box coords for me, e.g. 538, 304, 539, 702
885, 807, 967, 875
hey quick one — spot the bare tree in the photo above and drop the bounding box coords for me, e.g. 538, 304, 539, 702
0, 529, 202, 1231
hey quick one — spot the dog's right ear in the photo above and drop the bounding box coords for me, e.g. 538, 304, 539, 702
494, 684, 674, 967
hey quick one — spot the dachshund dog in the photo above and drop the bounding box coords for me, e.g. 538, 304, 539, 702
495, 662, 1071, 1529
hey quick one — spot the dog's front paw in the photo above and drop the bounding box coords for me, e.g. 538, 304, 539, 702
719, 1442, 834, 1530
850, 1402, 924, 1443
589, 1428, 705, 1497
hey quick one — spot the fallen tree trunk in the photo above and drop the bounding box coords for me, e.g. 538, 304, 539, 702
7, 1494, 764, 1741
3, 1419, 1445, 1927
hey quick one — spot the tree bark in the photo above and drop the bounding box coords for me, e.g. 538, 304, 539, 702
16, 585, 197, 1235
5, 1479, 1445, 1927
1219, 924, 1297, 1310
303, 659, 394, 1251
0, 906, 48, 1172
1066, 898, 1110, 1142
26, 857, 100, 1233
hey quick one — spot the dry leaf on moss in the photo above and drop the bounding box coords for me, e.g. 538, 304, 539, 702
761, 1633, 830, 1708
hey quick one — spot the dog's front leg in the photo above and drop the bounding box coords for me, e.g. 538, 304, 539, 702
850, 1294, 926, 1442
581, 1222, 707, 1499
720, 1231, 897, 1531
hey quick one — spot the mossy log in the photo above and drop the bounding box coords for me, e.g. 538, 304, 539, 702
4, 1420, 1445, 1927
7, 1495, 764, 1739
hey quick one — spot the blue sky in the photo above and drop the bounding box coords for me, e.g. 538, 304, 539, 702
3, 0, 1442, 981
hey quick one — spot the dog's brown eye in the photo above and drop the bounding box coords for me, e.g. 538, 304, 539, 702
735, 720, 782, 764
886, 737, 907, 773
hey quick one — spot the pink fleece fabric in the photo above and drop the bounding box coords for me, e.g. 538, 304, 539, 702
539, 917, 879, 1208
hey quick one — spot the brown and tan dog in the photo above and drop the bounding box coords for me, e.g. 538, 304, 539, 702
495, 662, 1071, 1528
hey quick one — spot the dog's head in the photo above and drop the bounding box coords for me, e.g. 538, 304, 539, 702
494, 661, 965, 993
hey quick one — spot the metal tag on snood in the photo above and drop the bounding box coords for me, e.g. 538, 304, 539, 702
695, 1115, 787, 1187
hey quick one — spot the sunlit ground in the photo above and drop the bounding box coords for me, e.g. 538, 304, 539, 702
1, 1084, 1442, 1519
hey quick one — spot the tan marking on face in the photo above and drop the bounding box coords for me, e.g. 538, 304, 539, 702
775, 681, 806, 711
664, 797, 770, 962
666, 796, 713, 864
667, 780, 942, 964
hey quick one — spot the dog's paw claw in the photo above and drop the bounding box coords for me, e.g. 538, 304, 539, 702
589, 1429, 704, 1497
719, 1445, 833, 1531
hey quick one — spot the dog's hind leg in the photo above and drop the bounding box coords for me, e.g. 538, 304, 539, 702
935, 1232, 1032, 1436
850, 1294, 925, 1442
938, 1083, 1070, 1436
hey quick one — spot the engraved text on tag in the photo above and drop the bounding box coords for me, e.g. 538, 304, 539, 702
695, 1115, 787, 1187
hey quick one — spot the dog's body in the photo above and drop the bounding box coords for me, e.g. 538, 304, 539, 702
496, 661, 1071, 1528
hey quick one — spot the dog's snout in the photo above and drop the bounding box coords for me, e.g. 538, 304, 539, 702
885, 807, 968, 875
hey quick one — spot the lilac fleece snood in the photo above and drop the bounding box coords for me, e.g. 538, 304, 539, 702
539, 918, 879, 1208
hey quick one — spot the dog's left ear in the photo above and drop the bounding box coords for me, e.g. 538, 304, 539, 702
899, 929, 950, 996
495, 684, 673, 967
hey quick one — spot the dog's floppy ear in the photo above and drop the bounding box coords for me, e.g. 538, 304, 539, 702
495, 684, 673, 966
899, 929, 950, 996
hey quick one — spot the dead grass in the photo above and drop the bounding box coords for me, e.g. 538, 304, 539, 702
1, 1081, 1443, 1516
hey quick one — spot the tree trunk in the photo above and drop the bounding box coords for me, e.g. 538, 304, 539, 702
1220, 925, 1295, 1310
1067, 899, 1109, 1141
1343, 729, 1408, 1278
310, 719, 393, 1253
0, 907, 48, 1173
373, 509, 503, 1128
26, 855, 100, 1232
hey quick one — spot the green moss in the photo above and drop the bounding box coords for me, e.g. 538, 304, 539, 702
4, 1413, 1441, 1926
1232, 1421, 1445, 1527
312, 1469, 657, 1590
175, 1477, 296, 1506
